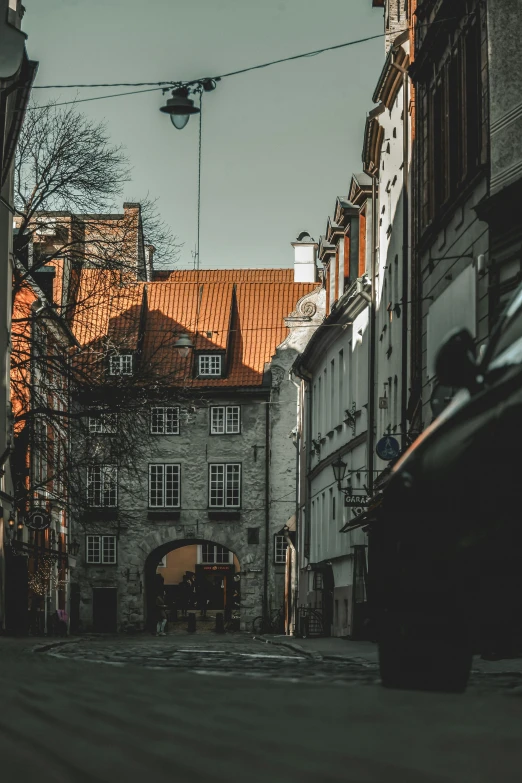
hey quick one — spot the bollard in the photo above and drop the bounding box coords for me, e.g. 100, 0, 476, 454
187, 612, 196, 633
215, 613, 225, 634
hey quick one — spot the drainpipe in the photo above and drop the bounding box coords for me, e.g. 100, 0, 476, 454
390, 58, 410, 454
367, 174, 378, 497
263, 401, 270, 623
399, 67, 410, 453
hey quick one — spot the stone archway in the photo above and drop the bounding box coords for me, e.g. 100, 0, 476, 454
143, 538, 241, 632
117, 526, 262, 633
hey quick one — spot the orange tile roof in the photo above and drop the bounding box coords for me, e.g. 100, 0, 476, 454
71, 270, 318, 388
153, 268, 297, 283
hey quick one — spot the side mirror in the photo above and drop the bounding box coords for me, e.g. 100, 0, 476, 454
435, 329, 477, 390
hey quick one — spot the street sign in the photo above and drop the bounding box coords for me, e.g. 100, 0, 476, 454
25, 508, 51, 531
376, 435, 400, 461
344, 495, 370, 508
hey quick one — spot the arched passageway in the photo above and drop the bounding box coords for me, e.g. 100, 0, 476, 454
144, 539, 241, 631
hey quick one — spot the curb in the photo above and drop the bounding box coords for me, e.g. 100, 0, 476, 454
33, 639, 81, 654
253, 635, 323, 661
253, 635, 381, 666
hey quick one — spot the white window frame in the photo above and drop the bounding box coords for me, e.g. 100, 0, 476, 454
274, 534, 288, 564
109, 354, 133, 376
86, 465, 118, 507
197, 544, 233, 564
88, 412, 118, 434
208, 463, 241, 508
86, 535, 117, 564
157, 555, 167, 568
198, 354, 222, 377
150, 406, 180, 435
148, 463, 181, 508
210, 405, 241, 434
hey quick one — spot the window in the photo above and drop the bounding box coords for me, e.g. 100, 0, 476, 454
86, 535, 117, 564
274, 534, 288, 564
149, 464, 180, 508
87, 465, 118, 507
210, 406, 240, 434
198, 354, 222, 376
201, 544, 232, 564
417, 10, 487, 233
109, 354, 133, 375
150, 406, 179, 435
313, 571, 324, 590
248, 527, 260, 545
157, 556, 167, 568
209, 463, 241, 508
88, 413, 118, 434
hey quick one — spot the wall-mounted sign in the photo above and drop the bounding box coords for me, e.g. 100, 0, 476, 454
344, 495, 370, 508
25, 508, 51, 531
201, 565, 233, 572
376, 436, 400, 461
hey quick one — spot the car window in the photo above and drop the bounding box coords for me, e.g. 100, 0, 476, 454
488, 289, 522, 363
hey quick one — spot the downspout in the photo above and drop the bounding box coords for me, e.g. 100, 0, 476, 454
368, 174, 378, 497
263, 400, 270, 623
390, 57, 410, 455
292, 361, 313, 635
400, 67, 410, 454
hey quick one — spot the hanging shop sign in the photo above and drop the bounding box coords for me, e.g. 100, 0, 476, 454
25, 508, 51, 531
376, 436, 400, 461
344, 495, 370, 508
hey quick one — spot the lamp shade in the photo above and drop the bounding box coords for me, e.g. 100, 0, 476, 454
160, 88, 200, 131
174, 333, 194, 359
331, 456, 347, 485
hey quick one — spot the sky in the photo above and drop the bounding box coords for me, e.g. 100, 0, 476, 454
24, 0, 386, 270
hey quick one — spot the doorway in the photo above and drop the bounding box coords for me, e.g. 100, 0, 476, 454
92, 587, 117, 632
5, 549, 28, 635
144, 539, 241, 630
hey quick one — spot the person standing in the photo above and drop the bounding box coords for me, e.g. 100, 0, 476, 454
155, 593, 168, 636
197, 578, 209, 618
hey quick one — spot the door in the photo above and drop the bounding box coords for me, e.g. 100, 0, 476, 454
5, 550, 28, 635
92, 587, 117, 632
70, 583, 80, 634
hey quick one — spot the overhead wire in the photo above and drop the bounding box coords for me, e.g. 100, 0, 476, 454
28, 32, 386, 110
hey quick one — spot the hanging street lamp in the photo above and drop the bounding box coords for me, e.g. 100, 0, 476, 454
159, 80, 218, 131
174, 333, 194, 359
160, 87, 200, 130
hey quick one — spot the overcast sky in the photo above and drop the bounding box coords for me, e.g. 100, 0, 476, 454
25, 0, 386, 270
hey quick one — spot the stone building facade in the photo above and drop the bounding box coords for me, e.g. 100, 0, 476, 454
69, 266, 322, 633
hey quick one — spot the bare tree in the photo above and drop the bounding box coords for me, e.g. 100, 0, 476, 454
10, 100, 187, 528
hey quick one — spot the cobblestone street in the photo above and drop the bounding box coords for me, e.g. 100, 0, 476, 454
33, 631, 522, 694
1, 633, 522, 783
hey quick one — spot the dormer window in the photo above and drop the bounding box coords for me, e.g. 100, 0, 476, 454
109, 354, 133, 376
198, 354, 222, 377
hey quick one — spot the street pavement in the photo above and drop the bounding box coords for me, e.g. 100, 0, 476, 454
1, 631, 522, 783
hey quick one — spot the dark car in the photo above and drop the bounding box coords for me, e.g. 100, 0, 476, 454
372, 285, 522, 692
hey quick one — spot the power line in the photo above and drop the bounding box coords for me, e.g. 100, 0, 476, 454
28, 87, 165, 111
30, 32, 385, 111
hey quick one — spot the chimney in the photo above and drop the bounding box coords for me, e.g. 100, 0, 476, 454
291, 232, 318, 283
145, 244, 155, 280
